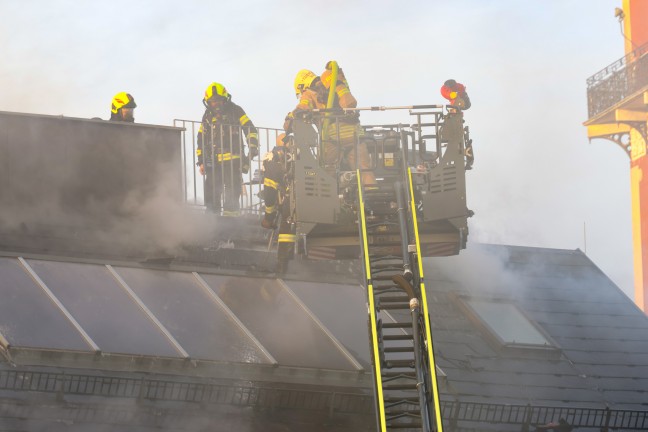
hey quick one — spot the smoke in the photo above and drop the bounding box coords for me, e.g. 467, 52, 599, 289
0, 114, 220, 258
431, 243, 518, 296
90, 162, 218, 255
0, 0, 635, 299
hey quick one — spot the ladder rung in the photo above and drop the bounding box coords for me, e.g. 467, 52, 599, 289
386, 409, 422, 417
382, 371, 417, 379
374, 282, 401, 288
386, 422, 423, 429
385, 359, 415, 368
382, 383, 418, 391
383, 334, 413, 341
373, 275, 400, 281
378, 296, 410, 303
384, 346, 414, 353
373, 282, 399, 289
371, 263, 404, 270
385, 397, 420, 404
369, 254, 402, 262
379, 303, 410, 310
381, 322, 410, 329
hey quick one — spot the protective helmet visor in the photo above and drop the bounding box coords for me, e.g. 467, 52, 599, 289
120, 107, 135, 122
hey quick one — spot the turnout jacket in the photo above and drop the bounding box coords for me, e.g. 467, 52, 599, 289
196, 101, 259, 166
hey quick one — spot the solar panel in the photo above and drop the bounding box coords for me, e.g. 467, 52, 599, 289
200, 274, 361, 370
285, 280, 370, 368
114, 267, 273, 363
0, 257, 91, 351
26, 260, 180, 357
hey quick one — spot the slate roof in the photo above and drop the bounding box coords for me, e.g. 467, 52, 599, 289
421, 244, 648, 412
1, 243, 647, 431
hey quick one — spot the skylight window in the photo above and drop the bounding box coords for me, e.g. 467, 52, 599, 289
463, 299, 554, 348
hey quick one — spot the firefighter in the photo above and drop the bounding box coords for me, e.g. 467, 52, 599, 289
440, 79, 471, 110
284, 65, 376, 186
197, 82, 259, 215
440, 79, 474, 169
110, 92, 136, 122
261, 132, 295, 274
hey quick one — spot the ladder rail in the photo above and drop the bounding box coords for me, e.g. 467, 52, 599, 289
393, 275, 432, 431
360, 168, 444, 432
357, 171, 388, 432
406, 167, 445, 432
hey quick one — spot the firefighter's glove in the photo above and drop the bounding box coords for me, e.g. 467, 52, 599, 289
249, 146, 259, 160
241, 155, 250, 174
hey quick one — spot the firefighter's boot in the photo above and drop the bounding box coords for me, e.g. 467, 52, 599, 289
276, 239, 295, 274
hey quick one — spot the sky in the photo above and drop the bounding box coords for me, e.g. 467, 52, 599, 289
0, 1, 636, 300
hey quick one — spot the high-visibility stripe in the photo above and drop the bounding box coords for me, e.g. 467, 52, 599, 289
323, 123, 359, 140
248, 133, 258, 140
298, 99, 312, 108
337, 86, 350, 97
357, 171, 386, 432
216, 153, 241, 162
407, 168, 444, 432
196, 148, 202, 156
265, 205, 275, 214
239, 114, 250, 125
264, 177, 279, 189
278, 234, 296, 243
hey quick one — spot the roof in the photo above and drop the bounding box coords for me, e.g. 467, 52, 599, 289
420, 244, 648, 411
1, 244, 647, 431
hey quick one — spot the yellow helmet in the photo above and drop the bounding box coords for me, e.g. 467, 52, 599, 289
294, 69, 317, 96
204, 82, 230, 102
110, 92, 136, 114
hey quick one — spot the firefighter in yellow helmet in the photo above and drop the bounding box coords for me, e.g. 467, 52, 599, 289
284, 64, 375, 186
197, 82, 259, 215
110, 92, 136, 122
260, 132, 295, 273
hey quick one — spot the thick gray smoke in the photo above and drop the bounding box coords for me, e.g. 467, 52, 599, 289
0, 114, 218, 257
89, 162, 218, 255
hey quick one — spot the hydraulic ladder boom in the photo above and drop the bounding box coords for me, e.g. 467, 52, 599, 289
358, 169, 444, 432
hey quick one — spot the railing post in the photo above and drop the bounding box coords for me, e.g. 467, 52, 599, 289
603, 407, 611, 431
521, 403, 532, 432
450, 400, 460, 432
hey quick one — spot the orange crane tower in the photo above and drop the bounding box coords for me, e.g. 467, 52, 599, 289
585, 0, 648, 313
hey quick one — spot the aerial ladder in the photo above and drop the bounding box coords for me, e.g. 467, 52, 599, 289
285, 63, 471, 431
286, 101, 471, 431
358, 170, 444, 431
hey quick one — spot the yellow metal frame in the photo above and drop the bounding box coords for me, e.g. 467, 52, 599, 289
357, 171, 387, 432
408, 168, 445, 432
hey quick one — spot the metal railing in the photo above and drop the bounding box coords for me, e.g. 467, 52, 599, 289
586, 41, 648, 118
2, 369, 647, 430
174, 119, 283, 214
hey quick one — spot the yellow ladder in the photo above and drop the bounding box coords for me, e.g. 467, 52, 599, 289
357, 169, 444, 432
